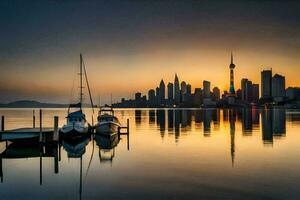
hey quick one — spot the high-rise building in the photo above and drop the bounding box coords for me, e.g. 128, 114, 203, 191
156, 87, 160, 106
148, 89, 156, 106
236, 89, 242, 100
181, 81, 187, 95
241, 78, 248, 101
159, 79, 165, 104
186, 84, 192, 95
252, 84, 259, 103
181, 81, 187, 102
212, 87, 220, 101
167, 82, 173, 100
261, 69, 272, 99
203, 80, 211, 98
174, 73, 180, 105
135, 92, 141, 100
272, 74, 285, 102
286, 87, 300, 100
203, 81, 215, 106
194, 88, 203, 106
241, 78, 253, 102
246, 80, 253, 102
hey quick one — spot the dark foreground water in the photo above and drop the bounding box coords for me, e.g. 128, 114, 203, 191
0, 108, 300, 200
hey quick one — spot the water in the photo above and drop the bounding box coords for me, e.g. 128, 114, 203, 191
0, 108, 300, 200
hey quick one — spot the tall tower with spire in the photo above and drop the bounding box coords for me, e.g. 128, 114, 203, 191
159, 79, 165, 105
229, 52, 236, 95
174, 73, 180, 105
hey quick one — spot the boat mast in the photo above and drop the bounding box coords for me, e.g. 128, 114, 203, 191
80, 54, 83, 111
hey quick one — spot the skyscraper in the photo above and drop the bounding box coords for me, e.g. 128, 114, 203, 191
159, 79, 165, 105
212, 87, 220, 101
272, 74, 285, 102
186, 84, 192, 95
203, 80, 211, 98
135, 92, 142, 100
241, 78, 248, 101
241, 78, 253, 102
148, 89, 156, 107
156, 87, 160, 106
261, 69, 272, 99
229, 53, 236, 95
181, 81, 187, 102
252, 84, 259, 103
194, 88, 203, 107
174, 73, 180, 105
167, 82, 174, 100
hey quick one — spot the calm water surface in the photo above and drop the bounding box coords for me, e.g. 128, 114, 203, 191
0, 108, 300, 200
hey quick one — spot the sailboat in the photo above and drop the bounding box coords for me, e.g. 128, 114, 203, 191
61, 54, 94, 138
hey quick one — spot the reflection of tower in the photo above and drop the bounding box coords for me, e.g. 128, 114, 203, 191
149, 110, 155, 125
168, 110, 174, 132
242, 109, 253, 135
229, 110, 235, 167
157, 110, 166, 138
229, 53, 236, 95
212, 109, 220, 131
181, 110, 188, 128
203, 110, 211, 135
273, 109, 286, 136
262, 109, 273, 145
135, 110, 142, 126
174, 110, 180, 142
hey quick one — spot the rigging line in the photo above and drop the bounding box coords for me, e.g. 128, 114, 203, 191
82, 58, 95, 113
79, 156, 83, 200
69, 63, 78, 104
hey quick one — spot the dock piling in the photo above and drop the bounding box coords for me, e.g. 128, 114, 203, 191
53, 116, 59, 142
39, 109, 43, 143
33, 110, 36, 128
127, 118, 129, 134
1, 116, 4, 132
0, 116, 4, 141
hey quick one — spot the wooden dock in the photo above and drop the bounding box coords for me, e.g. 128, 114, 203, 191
0, 110, 59, 143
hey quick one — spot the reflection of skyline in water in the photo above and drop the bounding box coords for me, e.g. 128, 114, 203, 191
138, 108, 291, 145
262, 109, 286, 145
0, 108, 300, 199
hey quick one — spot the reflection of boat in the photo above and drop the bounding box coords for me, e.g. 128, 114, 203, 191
95, 134, 119, 162
61, 137, 87, 200
61, 54, 94, 138
62, 136, 90, 158
95, 105, 121, 135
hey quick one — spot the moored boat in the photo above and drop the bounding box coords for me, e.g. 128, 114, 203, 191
61, 54, 94, 139
95, 105, 121, 135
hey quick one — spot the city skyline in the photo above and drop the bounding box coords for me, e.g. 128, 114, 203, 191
0, 1, 300, 104
114, 53, 298, 108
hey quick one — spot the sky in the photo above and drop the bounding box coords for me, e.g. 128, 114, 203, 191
0, 0, 299, 104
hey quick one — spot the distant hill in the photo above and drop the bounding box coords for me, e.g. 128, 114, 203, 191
0, 100, 69, 108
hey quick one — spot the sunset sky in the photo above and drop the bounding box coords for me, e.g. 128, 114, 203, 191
0, 0, 299, 104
